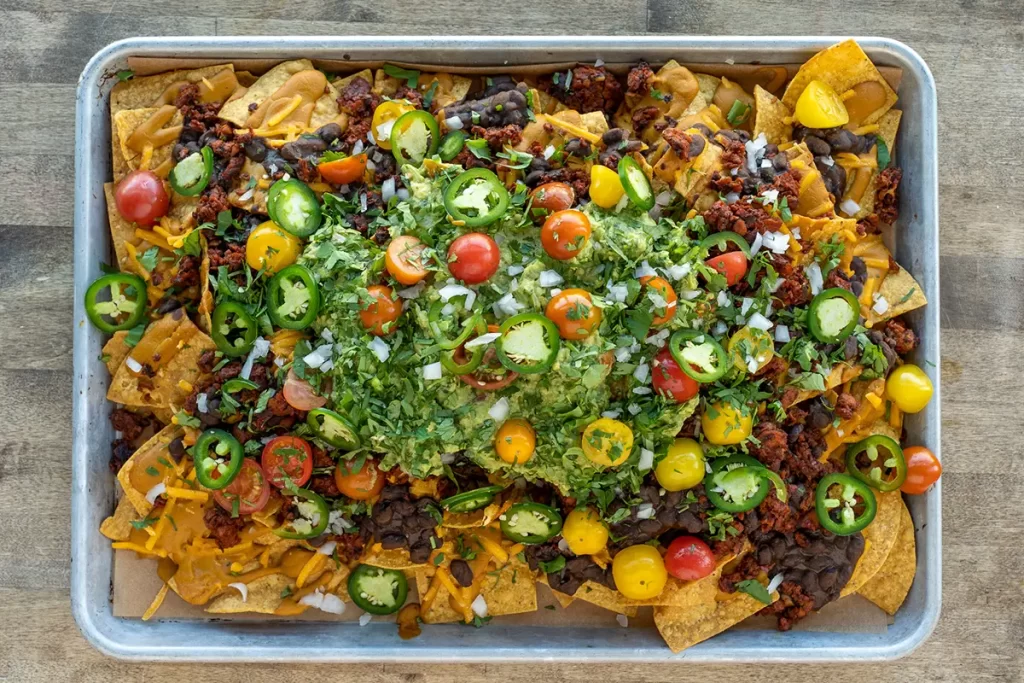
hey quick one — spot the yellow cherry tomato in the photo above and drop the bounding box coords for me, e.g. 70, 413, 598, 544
728, 326, 775, 374
245, 221, 301, 274
886, 364, 934, 414
701, 401, 754, 445
370, 100, 415, 151
794, 79, 850, 129
612, 544, 668, 600
495, 418, 536, 465
655, 438, 706, 491
562, 506, 609, 556
589, 164, 625, 209
581, 418, 634, 468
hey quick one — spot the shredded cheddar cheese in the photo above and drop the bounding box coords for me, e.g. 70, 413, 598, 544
540, 114, 601, 144
138, 144, 154, 171
142, 584, 169, 621
296, 552, 326, 588
852, 124, 880, 135
267, 95, 307, 127
165, 487, 209, 502
111, 542, 168, 558
474, 534, 508, 565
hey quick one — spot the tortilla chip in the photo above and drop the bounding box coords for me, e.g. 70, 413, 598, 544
859, 498, 916, 614
781, 40, 898, 125
110, 64, 237, 115
537, 574, 576, 609
197, 235, 214, 334
100, 495, 141, 541
783, 362, 863, 407
443, 498, 514, 529
361, 548, 422, 570
843, 489, 903, 595
417, 558, 537, 624
115, 425, 185, 516
218, 59, 340, 130
235, 71, 258, 87
867, 266, 926, 326
694, 73, 721, 106
205, 573, 293, 614
228, 159, 271, 214
753, 85, 793, 144
333, 68, 374, 92
105, 183, 140, 273
671, 142, 724, 205
102, 331, 131, 375
114, 107, 182, 177
580, 111, 610, 137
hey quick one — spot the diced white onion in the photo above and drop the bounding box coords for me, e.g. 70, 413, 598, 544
197, 393, 209, 414
633, 363, 650, 384
228, 582, 248, 602
318, 540, 337, 556
440, 452, 457, 465
465, 332, 501, 349
509, 278, 519, 292
648, 291, 669, 309
748, 312, 773, 331
543, 144, 556, 160
422, 362, 443, 380
299, 591, 324, 609
761, 158, 772, 169
319, 593, 346, 614
557, 537, 570, 553
463, 290, 477, 311
237, 187, 255, 202
636, 503, 656, 520
745, 133, 768, 175
872, 295, 890, 315
763, 231, 790, 254
839, 199, 861, 216
747, 357, 760, 374
445, 115, 464, 131
717, 290, 731, 307
320, 359, 334, 372
606, 282, 629, 303
368, 337, 390, 362
792, 226, 802, 241
634, 260, 657, 279
367, 130, 376, 145
661, 263, 691, 280
240, 336, 270, 380
713, 321, 729, 337
381, 177, 396, 202
614, 346, 632, 363
375, 118, 397, 144
507, 264, 525, 276
538, 270, 564, 287
438, 283, 472, 302
750, 231, 764, 256
274, 357, 285, 368
774, 325, 791, 343
821, 155, 834, 167
680, 289, 702, 301
766, 573, 785, 595
145, 482, 166, 504
760, 189, 779, 204
740, 297, 754, 315
397, 281, 426, 299
594, 58, 605, 67
396, 188, 410, 201
627, 403, 642, 415
725, 192, 740, 205
492, 293, 524, 318
632, 386, 652, 395
549, 288, 562, 297
441, 303, 455, 316
352, 139, 365, 155
471, 594, 489, 618
360, 192, 368, 211
616, 613, 629, 628
489, 397, 510, 422
359, 612, 373, 626
125, 357, 143, 373
638, 448, 654, 471
602, 410, 621, 419
320, 328, 334, 343
646, 329, 670, 347
805, 263, 824, 296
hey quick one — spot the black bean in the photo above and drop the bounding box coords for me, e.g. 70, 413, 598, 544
450, 559, 474, 587
689, 134, 707, 158
280, 135, 327, 163
380, 533, 406, 549
773, 154, 789, 172
168, 437, 186, 458
315, 123, 343, 143
602, 128, 626, 146
804, 135, 831, 156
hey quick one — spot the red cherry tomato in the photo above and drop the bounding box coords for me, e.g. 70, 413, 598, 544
541, 209, 591, 260
901, 446, 942, 495
528, 182, 576, 224
318, 154, 368, 185
359, 284, 402, 336
282, 369, 327, 411
705, 251, 749, 287
651, 348, 699, 403
664, 535, 716, 581
214, 458, 271, 514
261, 436, 313, 489
447, 233, 500, 284
114, 170, 170, 227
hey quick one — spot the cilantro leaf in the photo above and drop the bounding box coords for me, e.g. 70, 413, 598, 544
465, 138, 492, 161
124, 322, 147, 347
736, 579, 773, 605
875, 136, 890, 170
174, 410, 202, 429
789, 371, 827, 392
137, 246, 160, 272
383, 64, 420, 88
116, 69, 134, 82
538, 556, 566, 574
624, 309, 653, 342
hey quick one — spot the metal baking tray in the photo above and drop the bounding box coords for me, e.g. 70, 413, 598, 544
72, 36, 940, 662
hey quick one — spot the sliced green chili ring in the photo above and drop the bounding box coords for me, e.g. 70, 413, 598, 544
84, 272, 148, 334
347, 564, 409, 615
815, 472, 877, 535
168, 146, 213, 197
438, 130, 467, 162
428, 300, 482, 350
266, 264, 320, 330
710, 453, 764, 474
390, 110, 441, 166
669, 329, 729, 383
441, 346, 483, 375
762, 469, 789, 503
704, 465, 770, 513
307, 408, 360, 451
443, 168, 510, 227
192, 429, 244, 490
440, 485, 506, 513
211, 301, 258, 357
845, 434, 907, 492
499, 502, 563, 544
222, 378, 260, 393
617, 155, 655, 210
494, 313, 561, 374
808, 287, 861, 343
267, 178, 322, 238
699, 230, 752, 258
273, 487, 330, 539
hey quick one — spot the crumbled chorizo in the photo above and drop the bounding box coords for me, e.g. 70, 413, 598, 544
883, 318, 919, 355
540, 65, 623, 115
834, 392, 859, 420
110, 408, 151, 442
631, 105, 661, 133
204, 506, 246, 549
470, 124, 523, 151
172, 255, 200, 288
206, 235, 246, 270
769, 169, 801, 207
875, 167, 902, 224
701, 199, 782, 237
626, 61, 655, 95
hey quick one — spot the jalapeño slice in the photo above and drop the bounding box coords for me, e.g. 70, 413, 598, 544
390, 110, 441, 166
273, 487, 329, 539
845, 434, 907, 492
705, 454, 771, 513
347, 564, 409, 615
192, 429, 244, 490
617, 155, 655, 210
815, 472, 877, 535
211, 301, 258, 357
669, 329, 729, 383
438, 130, 467, 162
222, 378, 260, 394
808, 287, 860, 343
84, 272, 148, 333
267, 178, 322, 238
494, 313, 561, 374
168, 146, 213, 197
440, 485, 506, 513
267, 264, 320, 330
699, 230, 752, 257
428, 300, 482, 350
307, 408, 360, 450
443, 168, 510, 227
441, 315, 488, 374
500, 502, 563, 544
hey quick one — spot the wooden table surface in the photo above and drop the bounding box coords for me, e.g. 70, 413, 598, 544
1, 0, 1022, 680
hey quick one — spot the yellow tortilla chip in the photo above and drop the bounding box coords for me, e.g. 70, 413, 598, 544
205, 573, 293, 614
218, 59, 340, 131
361, 548, 422, 570
102, 331, 131, 376
417, 558, 537, 624
867, 265, 926, 326
837, 109, 902, 220
782, 40, 898, 125
333, 68, 373, 91
784, 362, 863, 407
672, 142, 724, 205
228, 158, 271, 215
859, 498, 916, 614
197, 234, 214, 334
580, 111, 610, 137
105, 183, 141, 274
110, 64, 237, 115
114, 107, 182, 177
99, 495, 141, 541
235, 71, 258, 87
115, 425, 185, 516
843, 489, 904, 595
753, 85, 793, 145
537, 574, 576, 609
694, 73, 721, 106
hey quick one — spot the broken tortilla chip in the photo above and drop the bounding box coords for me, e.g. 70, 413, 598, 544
694, 73, 721, 106
858, 497, 916, 614
416, 557, 537, 624
753, 85, 793, 145
113, 107, 182, 178
205, 573, 293, 615
217, 59, 340, 131
110, 64, 238, 115
843, 489, 904, 595
115, 425, 185, 516
867, 266, 926, 326
100, 495, 142, 541
102, 331, 131, 376
361, 548, 423, 570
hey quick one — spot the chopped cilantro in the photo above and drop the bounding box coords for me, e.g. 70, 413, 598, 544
735, 578, 773, 604
116, 69, 134, 82
383, 64, 420, 88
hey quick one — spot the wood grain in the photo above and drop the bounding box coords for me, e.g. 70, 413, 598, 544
0, 1, 1021, 681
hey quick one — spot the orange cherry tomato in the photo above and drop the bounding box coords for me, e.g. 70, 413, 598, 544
282, 369, 327, 411
359, 284, 402, 336
541, 209, 591, 260
385, 235, 431, 285
528, 182, 576, 224
639, 275, 678, 325
334, 458, 386, 500
705, 251, 749, 287
261, 435, 313, 489
545, 288, 602, 340
317, 154, 368, 185
900, 446, 942, 495
495, 419, 536, 465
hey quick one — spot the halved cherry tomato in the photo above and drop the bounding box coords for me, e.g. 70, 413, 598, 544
639, 276, 678, 326
359, 284, 402, 336
282, 369, 327, 411
334, 458, 385, 500
545, 288, 601, 340
651, 348, 699, 403
318, 154, 367, 185
589, 164, 625, 209
115, 170, 170, 227
541, 209, 591, 260
528, 182, 575, 224
705, 251, 748, 287
214, 458, 271, 515
261, 436, 313, 489
457, 324, 518, 391
447, 232, 500, 285
386, 235, 431, 285
664, 535, 716, 581
901, 446, 942, 495
495, 418, 536, 465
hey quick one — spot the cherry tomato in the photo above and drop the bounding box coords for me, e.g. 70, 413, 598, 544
581, 418, 634, 468
612, 544, 668, 600
334, 458, 385, 500
664, 536, 716, 581
318, 154, 367, 185
794, 79, 849, 128
495, 418, 536, 465
386, 235, 431, 285
114, 170, 170, 227
214, 458, 271, 514
545, 288, 602, 340
261, 436, 313, 488
655, 438, 705, 491
651, 349, 699, 403
901, 446, 942, 495
589, 164, 625, 209
246, 221, 302, 274
562, 506, 608, 555
701, 401, 754, 445
886, 364, 934, 414
705, 251, 749, 287
282, 369, 327, 411
639, 276, 678, 326
359, 284, 402, 336
528, 182, 575, 224
541, 209, 591, 260
447, 232, 500, 284
371, 100, 415, 151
